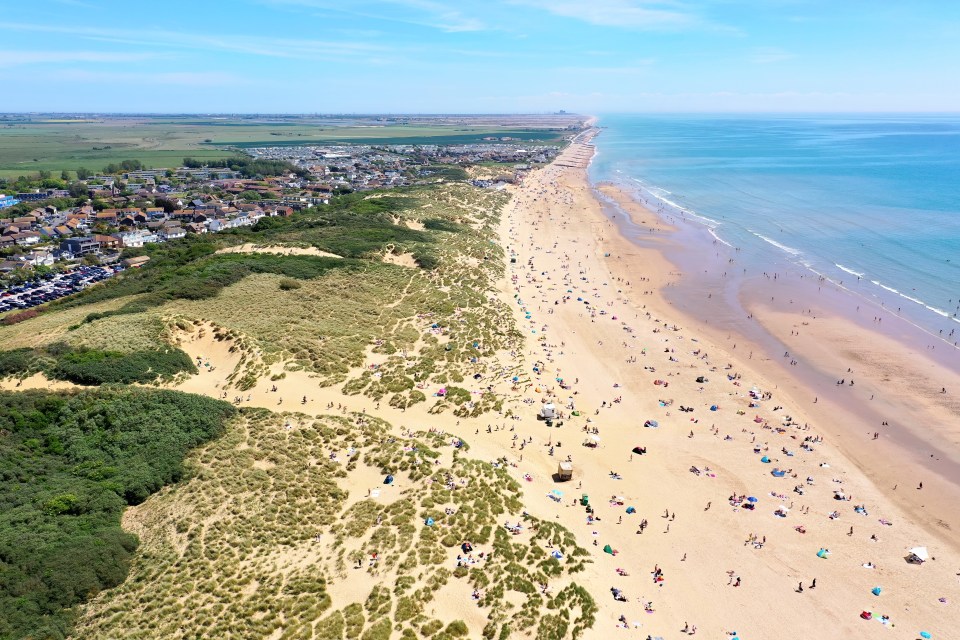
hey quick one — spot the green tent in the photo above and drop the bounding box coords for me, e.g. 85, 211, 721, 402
603, 544, 615, 555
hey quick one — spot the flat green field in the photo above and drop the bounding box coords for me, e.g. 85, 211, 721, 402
0, 115, 577, 178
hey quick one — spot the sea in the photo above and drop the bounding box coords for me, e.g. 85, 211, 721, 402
589, 114, 960, 344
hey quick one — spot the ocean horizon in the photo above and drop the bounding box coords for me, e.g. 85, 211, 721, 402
589, 113, 960, 344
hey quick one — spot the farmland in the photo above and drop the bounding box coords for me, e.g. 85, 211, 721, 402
0, 114, 579, 178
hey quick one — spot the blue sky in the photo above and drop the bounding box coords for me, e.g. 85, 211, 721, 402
1, 0, 959, 113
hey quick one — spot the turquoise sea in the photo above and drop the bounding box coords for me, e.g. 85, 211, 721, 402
589, 114, 960, 340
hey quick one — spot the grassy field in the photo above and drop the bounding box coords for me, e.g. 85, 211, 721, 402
0, 115, 577, 178
0, 180, 522, 411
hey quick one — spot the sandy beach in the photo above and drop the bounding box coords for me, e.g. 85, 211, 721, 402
485, 132, 960, 638
53, 128, 960, 638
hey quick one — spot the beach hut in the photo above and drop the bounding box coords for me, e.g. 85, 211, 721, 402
557, 461, 574, 481
907, 547, 929, 564
538, 403, 556, 420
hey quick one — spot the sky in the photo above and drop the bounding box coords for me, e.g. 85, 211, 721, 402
1, 0, 959, 113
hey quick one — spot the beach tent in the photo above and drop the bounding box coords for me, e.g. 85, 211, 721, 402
626, 506, 636, 514
817, 548, 829, 559
760, 456, 771, 463
644, 420, 659, 428
771, 469, 786, 477
907, 547, 929, 563
581, 494, 589, 506
425, 517, 435, 526
383, 475, 394, 485
872, 587, 882, 596
747, 496, 758, 503
603, 544, 616, 555
551, 550, 563, 559
632, 446, 646, 455
696, 376, 707, 383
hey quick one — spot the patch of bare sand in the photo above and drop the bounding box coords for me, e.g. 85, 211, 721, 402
382, 251, 418, 268
217, 243, 342, 259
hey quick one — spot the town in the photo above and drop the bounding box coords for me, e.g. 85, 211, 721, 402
0, 140, 560, 307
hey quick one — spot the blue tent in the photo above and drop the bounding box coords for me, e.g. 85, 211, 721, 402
384, 475, 394, 485
425, 517, 435, 526
760, 456, 771, 463
626, 506, 636, 514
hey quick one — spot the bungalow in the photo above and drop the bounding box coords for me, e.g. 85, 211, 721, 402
160, 226, 186, 241
20, 250, 55, 267
95, 211, 119, 224
13, 231, 42, 246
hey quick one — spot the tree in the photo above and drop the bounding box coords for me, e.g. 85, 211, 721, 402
76, 167, 91, 180
38, 170, 52, 180
61, 170, 70, 181
238, 190, 262, 201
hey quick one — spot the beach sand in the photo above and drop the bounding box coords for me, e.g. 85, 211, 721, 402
66, 130, 960, 638
484, 134, 960, 638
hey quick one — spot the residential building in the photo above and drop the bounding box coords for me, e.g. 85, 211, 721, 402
60, 237, 100, 257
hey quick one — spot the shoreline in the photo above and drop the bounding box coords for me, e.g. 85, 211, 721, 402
590, 165, 960, 550
499, 135, 960, 637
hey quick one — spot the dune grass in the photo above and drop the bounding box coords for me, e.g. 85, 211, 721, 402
72, 410, 595, 639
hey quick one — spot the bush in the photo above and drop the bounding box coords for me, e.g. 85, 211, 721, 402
0, 388, 235, 639
279, 278, 301, 291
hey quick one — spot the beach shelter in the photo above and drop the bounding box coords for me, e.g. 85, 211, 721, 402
425, 517, 435, 527
747, 496, 758, 503
383, 475, 394, 485
907, 547, 929, 563
603, 544, 616, 555
817, 548, 829, 559
539, 403, 556, 420
626, 506, 636, 514
551, 550, 564, 559
632, 446, 646, 455
644, 420, 659, 428
760, 456, 771, 463
871, 587, 882, 596
771, 468, 786, 477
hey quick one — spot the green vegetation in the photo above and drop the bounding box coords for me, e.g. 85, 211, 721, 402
70, 411, 594, 639
0, 342, 196, 385
0, 114, 573, 179
0, 388, 235, 640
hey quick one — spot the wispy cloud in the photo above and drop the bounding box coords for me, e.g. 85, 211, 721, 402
0, 21, 390, 60
0, 50, 164, 67
748, 47, 795, 64
264, 0, 485, 32
510, 0, 700, 30
54, 69, 246, 87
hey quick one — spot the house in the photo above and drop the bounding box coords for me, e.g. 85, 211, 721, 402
95, 211, 119, 225
12, 231, 42, 246
20, 250, 55, 267
60, 237, 100, 257
0, 194, 22, 209
145, 207, 165, 218
94, 234, 120, 250
54, 225, 72, 237
160, 226, 186, 241
117, 229, 159, 247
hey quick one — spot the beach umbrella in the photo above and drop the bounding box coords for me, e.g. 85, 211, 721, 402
747, 496, 758, 503
909, 546, 929, 562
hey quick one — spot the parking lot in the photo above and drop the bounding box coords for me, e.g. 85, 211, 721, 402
0, 265, 123, 313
